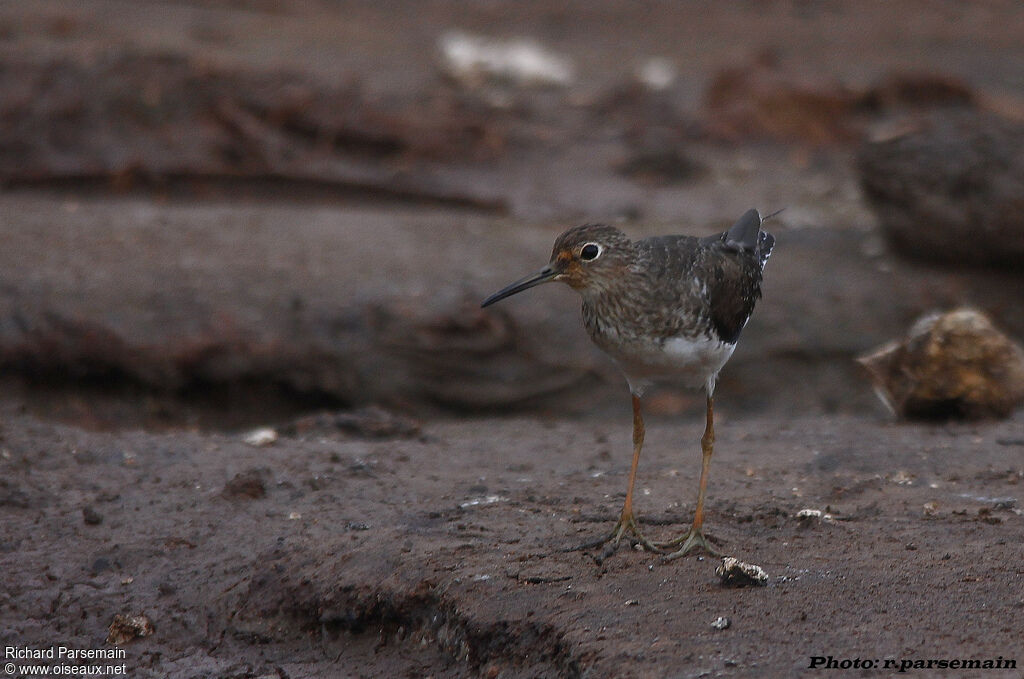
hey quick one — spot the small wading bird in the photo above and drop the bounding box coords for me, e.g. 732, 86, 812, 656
481, 209, 775, 560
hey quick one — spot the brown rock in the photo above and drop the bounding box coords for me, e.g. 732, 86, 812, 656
858, 308, 1024, 420
858, 112, 1024, 267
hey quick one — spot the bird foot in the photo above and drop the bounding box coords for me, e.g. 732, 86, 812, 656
567, 513, 662, 563
658, 528, 721, 560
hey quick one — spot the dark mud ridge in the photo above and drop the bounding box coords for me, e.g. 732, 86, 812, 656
242, 575, 583, 677
2, 191, 1022, 430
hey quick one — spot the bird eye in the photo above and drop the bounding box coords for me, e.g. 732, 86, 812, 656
580, 243, 601, 261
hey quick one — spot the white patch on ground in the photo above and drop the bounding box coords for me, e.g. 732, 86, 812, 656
243, 427, 278, 447
796, 508, 835, 523
636, 57, 676, 91
459, 495, 509, 509
439, 31, 574, 87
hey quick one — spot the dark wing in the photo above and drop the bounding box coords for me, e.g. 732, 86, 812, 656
701, 211, 775, 343
703, 242, 765, 344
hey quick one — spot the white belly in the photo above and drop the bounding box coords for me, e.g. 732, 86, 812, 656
609, 335, 736, 396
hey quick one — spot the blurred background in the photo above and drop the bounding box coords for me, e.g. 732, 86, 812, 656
1, 0, 1022, 429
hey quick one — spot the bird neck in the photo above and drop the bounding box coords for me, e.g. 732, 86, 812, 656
582, 264, 644, 300
579, 272, 646, 329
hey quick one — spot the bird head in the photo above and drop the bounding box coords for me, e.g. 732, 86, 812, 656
481, 224, 634, 307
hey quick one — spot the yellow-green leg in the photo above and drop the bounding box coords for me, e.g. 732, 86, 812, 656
661, 395, 721, 559
572, 394, 661, 559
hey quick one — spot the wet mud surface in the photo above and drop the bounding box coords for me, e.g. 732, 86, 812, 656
3, 408, 1023, 677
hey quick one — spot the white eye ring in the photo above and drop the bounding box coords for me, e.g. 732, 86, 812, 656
580, 243, 602, 261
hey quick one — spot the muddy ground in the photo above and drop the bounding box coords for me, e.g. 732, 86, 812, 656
2, 1, 1024, 678
4, 406, 1024, 678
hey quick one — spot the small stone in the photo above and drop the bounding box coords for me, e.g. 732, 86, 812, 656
243, 427, 278, 447
711, 616, 731, 630
221, 469, 268, 500
82, 506, 103, 525
106, 613, 154, 645
890, 470, 914, 485
716, 557, 769, 587
796, 508, 833, 523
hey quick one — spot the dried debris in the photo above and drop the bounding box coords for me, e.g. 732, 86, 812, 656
858, 308, 1024, 420
716, 557, 768, 588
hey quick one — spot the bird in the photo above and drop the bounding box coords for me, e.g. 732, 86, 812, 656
481, 209, 775, 560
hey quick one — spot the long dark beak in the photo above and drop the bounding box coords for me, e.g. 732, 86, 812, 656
480, 266, 558, 308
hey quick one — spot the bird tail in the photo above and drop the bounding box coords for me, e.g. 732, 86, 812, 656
724, 208, 779, 269
724, 209, 762, 251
